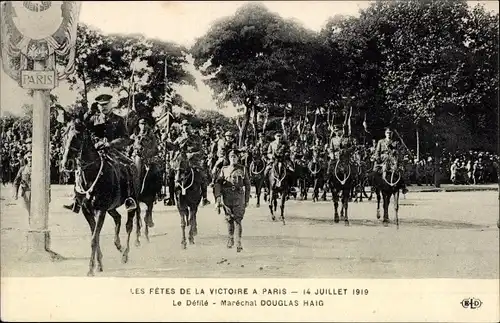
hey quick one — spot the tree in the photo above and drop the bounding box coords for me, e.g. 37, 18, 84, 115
66, 24, 197, 125
191, 3, 322, 146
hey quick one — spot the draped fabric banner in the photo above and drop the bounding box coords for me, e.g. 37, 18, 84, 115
0, 1, 81, 82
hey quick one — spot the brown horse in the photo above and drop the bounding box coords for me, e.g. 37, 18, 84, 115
171, 153, 203, 249
308, 151, 325, 202
248, 148, 266, 207
267, 153, 293, 225
326, 149, 355, 225
61, 121, 139, 276
371, 153, 404, 228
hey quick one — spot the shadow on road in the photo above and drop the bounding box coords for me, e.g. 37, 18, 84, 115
284, 215, 490, 230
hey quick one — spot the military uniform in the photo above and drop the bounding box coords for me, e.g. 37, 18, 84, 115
211, 132, 237, 180
213, 163, 251, 252
373, 137, 402, 172
131, 117, 162, 200
64, 94, 139, 213
13, 154, 31, 215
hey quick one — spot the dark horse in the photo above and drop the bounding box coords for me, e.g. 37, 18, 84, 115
308, 151, 326, 202
61, 121, 139, 276
248, 147, 266, 207
371, 153, 403, 228
171, 153, 203, 249
135, 157, 163, 244
326, 148, 356, 225
267, 151, 293, 225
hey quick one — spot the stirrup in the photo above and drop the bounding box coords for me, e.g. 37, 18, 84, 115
124, 197, 137, 211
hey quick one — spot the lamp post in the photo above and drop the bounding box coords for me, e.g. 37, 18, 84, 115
1, 1, 82, 260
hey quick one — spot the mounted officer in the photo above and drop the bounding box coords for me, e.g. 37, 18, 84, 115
329, 124, 355, 160
165, 119, 210, 206
130, 115, 162, 200
263, 132, 291, 179
372, 127, 408, 194
64, 94, 139, 213
211, 130, 237, 184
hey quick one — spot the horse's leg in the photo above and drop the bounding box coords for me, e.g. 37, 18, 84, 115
313, 178, 318, 202
81, 205, 97, 275
256, 181, 261, 208
280, 190, 286, 225
189, 208, 197, 244
89, 209, 106, 276
135, 204, 142, 247
144, 201, 153, 243
394, 190, 400, 228
121, 210, 135, 263
226, 217, 235, 248
108, 209, 123, 252
268, 188, 275, 221
382, 192, 390, 226
376, 188, 381, 219
343, 188, 350, 226
333, 189, 340, 223
180, 207, 187, 249
273, 191, 278, 212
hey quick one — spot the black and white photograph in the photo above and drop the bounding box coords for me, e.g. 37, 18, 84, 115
0, 1, 499, 321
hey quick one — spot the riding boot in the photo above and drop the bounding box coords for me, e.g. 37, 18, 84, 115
63, 194, 80, 214
124, 168, 137, 212
198, 169, 211, 206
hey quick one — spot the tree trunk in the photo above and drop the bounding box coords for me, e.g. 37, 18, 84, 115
416, 126, 420, 161
239, 104, 251, 148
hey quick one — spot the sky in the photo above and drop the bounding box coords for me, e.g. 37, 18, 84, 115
1, 1, 498, 118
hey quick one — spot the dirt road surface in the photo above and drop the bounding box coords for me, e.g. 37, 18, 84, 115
1, 184, 498, 278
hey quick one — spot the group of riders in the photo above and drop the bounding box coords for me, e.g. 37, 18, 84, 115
59, 93, 409, 217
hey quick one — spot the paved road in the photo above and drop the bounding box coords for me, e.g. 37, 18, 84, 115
1, 184, 498, 278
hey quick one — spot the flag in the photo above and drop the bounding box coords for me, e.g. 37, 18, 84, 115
164, 58, 173, 109
362, 112, 370, 133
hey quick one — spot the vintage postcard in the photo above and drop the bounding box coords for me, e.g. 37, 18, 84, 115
1, 1, 499, 322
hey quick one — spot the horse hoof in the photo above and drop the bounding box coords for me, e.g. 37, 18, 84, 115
227, 238, 234, 249
376, 213, 381, 219
181, 243, 187, 250
87, 271, 95, 277
135, 240, 141, 248
237, 246, 243, 253
344, 221, 350, 227
256, 204, 260, 208
121, 254, 128, 264
271, 216, 276, 221
334, 217, 339, 223
98, 266, 103, 272
189, 239, 195, 245
115, 243, 123, 252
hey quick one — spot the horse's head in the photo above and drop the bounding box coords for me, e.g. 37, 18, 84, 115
61, 120, 89, 172
171, 153, 194, 195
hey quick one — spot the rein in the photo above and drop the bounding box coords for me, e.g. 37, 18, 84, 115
272, 161, 287, 187
75, 152, 105, 200
250, 158, 265, 175
177, 167, 195, 195
308, 159, 321, 175
334, 159, 351, 185
383, 169, 401, 187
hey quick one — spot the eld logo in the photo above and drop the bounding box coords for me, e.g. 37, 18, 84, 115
460, 298, 482, 309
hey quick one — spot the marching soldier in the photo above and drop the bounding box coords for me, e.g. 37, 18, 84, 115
13, 152, 31, 215
373, 127, 408, 194
166, 119, 211, 206
213, 149, 251, 252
